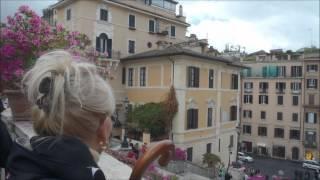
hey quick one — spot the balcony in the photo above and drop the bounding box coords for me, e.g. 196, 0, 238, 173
276, 89, 285, 94
259, 88, 268, 93
304, 142, 317, 149
244, 88, 253, 93
291, 89, 301, 94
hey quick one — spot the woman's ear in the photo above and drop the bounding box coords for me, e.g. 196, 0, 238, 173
97, 116, 112, 144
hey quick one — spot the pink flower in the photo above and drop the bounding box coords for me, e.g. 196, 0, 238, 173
14, 69, 24, 77
0, 44, 16, 58
18, 5, 29, 13
56, 24, 64, 32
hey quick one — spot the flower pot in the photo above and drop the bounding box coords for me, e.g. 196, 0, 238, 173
4, 89, 31, 121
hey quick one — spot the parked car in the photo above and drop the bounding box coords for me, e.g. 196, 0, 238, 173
238, 152, 254, 162
302, 160, 320, 171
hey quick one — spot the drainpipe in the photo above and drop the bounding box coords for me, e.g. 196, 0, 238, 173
168, 56, 175, 141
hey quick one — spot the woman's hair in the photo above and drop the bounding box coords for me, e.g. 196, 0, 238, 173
22, 50, 115, 140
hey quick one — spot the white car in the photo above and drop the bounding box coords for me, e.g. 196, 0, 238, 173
238, 152, 254, 162
302, 160, 320, 171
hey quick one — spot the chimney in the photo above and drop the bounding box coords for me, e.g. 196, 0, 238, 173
179, 5, 183, 17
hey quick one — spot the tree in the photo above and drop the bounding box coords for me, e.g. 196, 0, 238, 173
162, 86, 178, 136
127, 103, 166, 138
202, 153, 221, 168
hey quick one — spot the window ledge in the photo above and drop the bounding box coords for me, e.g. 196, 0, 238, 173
128, 27, 136, 30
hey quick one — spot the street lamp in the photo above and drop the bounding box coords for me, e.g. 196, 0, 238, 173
121, 97, 129, 148
226, 145, 232, 175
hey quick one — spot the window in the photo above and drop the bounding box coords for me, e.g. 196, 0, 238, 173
292, 113, 298, 122
66, 8, 71, 20
291, 82, 301, 92
305, 112, 317, 124
100, 9, 108, 21
276, 66, 286, 77
96, 33, 112, 55
290, 130, 300, 140
291, 66, 302, 77
277, 96, 283, 105
243, 110, 252, 118
307, 79, 318, 89
231, 74, 238, 89
230, 106, 237, 121
129, 14, 135, 28
207, 108, 212, 127
128, 40, 135, 54
187, 66, 200, 88
305, 131, 316, 145
259, 82, 268, 93
274, 128, 284, 138
259, 95, 268, 104
140, 67, 146, 87
206, 143, 211, 153
229, 135, 234, 147
276, 82, 286, 93
170, 25, 176, 37
272, 146, 285, 158
122, 67, 126, 85
244, 82, 253, 92
261, 111, 266, 120
243, 125, 251, 135
292, 96, 299, 106
187, 109, 198, 129
243, 95, 253, 104
307, 64, 318, 72
277, 112, 283, 121
258, 127, 267, 136
309, 94, 315, 105
149, 20, 155, 32
128, 68, 134, 86
209, 69, 214, 88
187, 147, 193, 161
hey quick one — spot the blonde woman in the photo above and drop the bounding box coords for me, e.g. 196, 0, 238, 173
6, 50, 114, 180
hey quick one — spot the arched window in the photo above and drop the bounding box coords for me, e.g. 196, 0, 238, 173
96, 33, 112, 57
292, 147, 299, 160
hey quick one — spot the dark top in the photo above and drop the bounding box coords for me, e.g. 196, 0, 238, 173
6, 136, 106, 180
0, 97, 13, 168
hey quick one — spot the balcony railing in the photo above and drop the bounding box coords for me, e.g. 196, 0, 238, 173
259, 88, 268, 93
244, 88, 252, 93
291, 89, 301, 94
304, 142, 317, 149
276, 89, 285, 94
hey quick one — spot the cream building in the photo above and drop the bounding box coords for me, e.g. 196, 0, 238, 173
50, 0, 245, 165
240, 49, 320, 161
302, 51, 320, 161
50, 0, 189, 102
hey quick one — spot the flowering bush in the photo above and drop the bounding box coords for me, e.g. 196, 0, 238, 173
0, 5, 93, 89
173, 147, 186, 161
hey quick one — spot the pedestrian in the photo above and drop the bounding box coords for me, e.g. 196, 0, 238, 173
6, 50, 115, 180
141, 142, 147, 154
0, 94, 13, 169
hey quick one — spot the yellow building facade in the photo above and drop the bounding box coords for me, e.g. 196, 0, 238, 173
122, 48, 244, 164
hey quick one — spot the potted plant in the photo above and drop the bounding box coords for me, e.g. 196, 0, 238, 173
0, 5, 110, 120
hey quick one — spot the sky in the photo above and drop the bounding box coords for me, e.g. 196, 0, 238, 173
1, 0, 319, 53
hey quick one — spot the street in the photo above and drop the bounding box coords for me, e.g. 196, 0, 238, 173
244, 156, 317, 179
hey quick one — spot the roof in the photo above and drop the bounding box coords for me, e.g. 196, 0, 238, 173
121, 46, 248, 68
248, 50, 268, 56
50, 0, 189, 27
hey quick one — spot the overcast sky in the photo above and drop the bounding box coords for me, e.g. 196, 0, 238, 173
1, 0, 319, 53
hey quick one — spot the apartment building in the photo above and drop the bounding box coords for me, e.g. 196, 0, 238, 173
302, 51, 320, 161
50, 0, 189, 102
121, 44, 244, 165
240, 49, 320, 161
